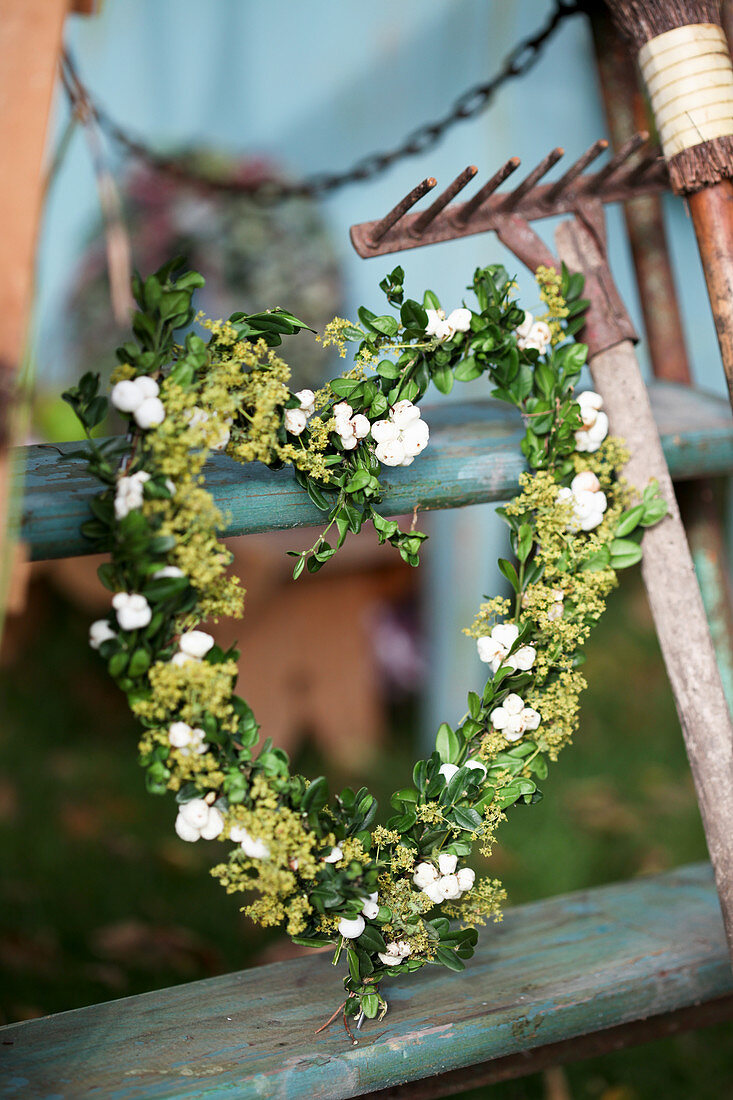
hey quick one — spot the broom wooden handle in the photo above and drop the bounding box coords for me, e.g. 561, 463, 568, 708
557, 217, 733, 957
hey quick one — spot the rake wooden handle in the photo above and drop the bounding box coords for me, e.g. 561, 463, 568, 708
557, 217, 733, 956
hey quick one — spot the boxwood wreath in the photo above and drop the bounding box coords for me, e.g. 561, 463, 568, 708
63, 257, 667, 1034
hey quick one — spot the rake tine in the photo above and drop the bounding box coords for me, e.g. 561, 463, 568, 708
455, 157, 521, 225
499, 147, 564, 210
545, 139, 608, 202
618, 149, 664, 185
368, 177, 437, 245
410, 165, 478, 234
582, 131, 649, 192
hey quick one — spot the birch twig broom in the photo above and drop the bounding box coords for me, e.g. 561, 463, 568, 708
605, 0, 733, 403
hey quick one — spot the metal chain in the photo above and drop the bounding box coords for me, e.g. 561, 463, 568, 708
62, 0, 584, 202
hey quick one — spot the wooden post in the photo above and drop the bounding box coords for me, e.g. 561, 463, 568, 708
557, 218, 733, 956
0, 0, 71, 622
687, 182, 733, 408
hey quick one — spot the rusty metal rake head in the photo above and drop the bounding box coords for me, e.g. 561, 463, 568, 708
349, 132, 667, 258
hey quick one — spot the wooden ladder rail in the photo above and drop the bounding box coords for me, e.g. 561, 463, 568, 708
349, 147, 733, 961
0, 0, 93, 629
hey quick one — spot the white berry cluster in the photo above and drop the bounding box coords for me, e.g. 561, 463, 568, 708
111, 591, 152, 631
371, 400, 429, 467
174, 798, 224, 842
378, 940, 412, 967
489, 693, 541, 742
230, 825, 270, 859
115, 470, 149, 520
91, 584, 192, 648
476, 623, 535, 674
111, 376, 166, 429
186, 406, 232, 451
336, 891, 381, 941
425, 306, 472, 342
439, 759, 486, 783
283, 389, 316, 436
413, 853, 475, 904
557, 470, 608, 533
332, 401, 370, 450
515, 311, 552, 354
89, 619, 117, 649
168, 721, 208, 756
574, 391, 608, 453
170, 629, 215, 667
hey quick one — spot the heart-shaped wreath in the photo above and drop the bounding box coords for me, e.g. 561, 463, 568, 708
63, 257, 666, 1032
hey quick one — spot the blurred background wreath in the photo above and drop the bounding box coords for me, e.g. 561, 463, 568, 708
37, 151, 343, 441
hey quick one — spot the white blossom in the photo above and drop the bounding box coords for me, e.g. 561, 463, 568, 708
418, 853, 476, 905
548, 587, 565, 621
516, 311, 552, 354
134, 396, 166, 429
114, 470, 150, 520
169, 629, 214, 667
360, 891, 380, 919
89, 620, 116, 650
425, 306, 472, 341
170, 652, 195, 668
465, 758, 487, 778
574, 391, 609, 453
413, 861, 440, 890
515, 311, 534, 341
112, 592, 152, 631
187, 407, 231, 450
371, 419, 399, 444
110, 375, 158, 414
110, 379, 142, 413
179, 630, 214, 659
230, 825, 270, 859
153, 565, 185, 579
175, 799, 224, 842
423, 879, 446, 904
401, 418, 429, 458
378, 940, 411, 966
438, 853, 458, 876
557, 471, 607, 533
441, 873, 462, 900
168, 721, 208, 756
439, 762, 459, 783
375, 438, 407, 467
490, 693, 541, 742
457, 867, 475, 892
294, 388, 316, 416
448, 307, 472, 333
284, 408, 308, 435
332, 402, 370, 450
425, 308, 453, 341
323, 846, 343, 863
351, 413, 370, 438
372, 401, 429, 467
391, 400, 421, 429
476, 622, 536, 673
338, 915, 365, 940
110, 376, 165, 429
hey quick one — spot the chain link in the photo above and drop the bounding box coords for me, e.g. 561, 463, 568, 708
63, 0, 583, 202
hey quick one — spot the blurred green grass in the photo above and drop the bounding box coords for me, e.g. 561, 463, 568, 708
0, 568, 730, 1097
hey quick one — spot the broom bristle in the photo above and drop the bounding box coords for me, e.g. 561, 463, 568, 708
669, 136, 733, 191
607, 0, 722, 47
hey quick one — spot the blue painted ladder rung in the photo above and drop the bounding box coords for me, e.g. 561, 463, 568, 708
0, 864, 730, 1098
18, 382, 733, 561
